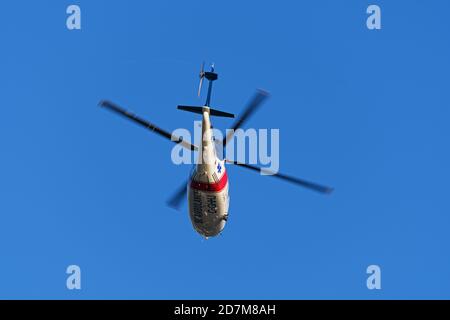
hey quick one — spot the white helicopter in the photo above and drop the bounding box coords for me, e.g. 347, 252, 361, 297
99, 63, 333, 238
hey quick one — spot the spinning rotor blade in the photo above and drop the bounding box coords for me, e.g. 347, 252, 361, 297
167, 181, 188, 210
225, 160, 334, 194
223, 89, 270, 147
99, 100, 197, 151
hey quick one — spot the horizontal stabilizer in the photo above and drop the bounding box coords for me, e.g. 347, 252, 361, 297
177, 105, 235, 118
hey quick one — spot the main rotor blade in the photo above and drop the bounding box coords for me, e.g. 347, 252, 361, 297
99, 100, 197, 151
225, 160, 334, 194
223, 89, 270, 147
166, 181, 188, 210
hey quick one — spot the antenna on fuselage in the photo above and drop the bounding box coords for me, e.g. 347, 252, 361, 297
197, 62, 218, 106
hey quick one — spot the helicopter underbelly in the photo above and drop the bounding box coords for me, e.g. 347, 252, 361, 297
188, 183, 229, 238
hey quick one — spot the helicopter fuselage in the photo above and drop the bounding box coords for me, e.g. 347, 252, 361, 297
187, 107, 229, 238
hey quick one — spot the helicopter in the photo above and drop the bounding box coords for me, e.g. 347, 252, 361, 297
99, 63, 333, 238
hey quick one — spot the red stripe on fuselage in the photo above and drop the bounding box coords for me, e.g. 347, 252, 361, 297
190, 171, 228, 192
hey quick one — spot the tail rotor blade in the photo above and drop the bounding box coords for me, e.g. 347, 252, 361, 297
198, 77, 204, 97
198, 61, 205, 97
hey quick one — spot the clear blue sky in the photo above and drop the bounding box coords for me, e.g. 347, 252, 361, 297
1, 0, 449, 299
